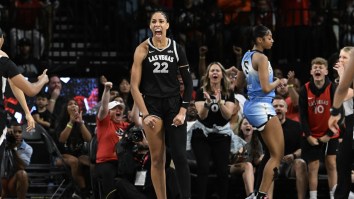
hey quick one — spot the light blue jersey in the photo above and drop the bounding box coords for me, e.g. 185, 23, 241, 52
241, 50, 275, 100
241, 50, 276, 130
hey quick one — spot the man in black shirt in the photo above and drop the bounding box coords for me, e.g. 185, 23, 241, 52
270, 95, 308, 199
46, 75, 68, 127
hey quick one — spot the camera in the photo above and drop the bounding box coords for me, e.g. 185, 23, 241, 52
116, 125, 144, 156
127, 126, 144, 143
5, 133, 17, 149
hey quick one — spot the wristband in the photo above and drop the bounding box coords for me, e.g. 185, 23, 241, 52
287, 84, 294, 88
66, 123, 73, 129
181, 101, 189, 109
142, 114, 150, 121
330, 107, 341, 116
50, 99, 56, 103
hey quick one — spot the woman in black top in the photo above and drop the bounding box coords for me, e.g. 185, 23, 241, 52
191, 62, 235, 199
130, 11, 193, 199
55, 98, 92, 197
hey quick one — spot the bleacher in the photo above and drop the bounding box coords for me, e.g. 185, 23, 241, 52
1, 0, 354, 198
3, 0, 353, 82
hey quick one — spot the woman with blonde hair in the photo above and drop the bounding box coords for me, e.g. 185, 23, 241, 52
331, 46, 354, 199
191, 61, 235, 199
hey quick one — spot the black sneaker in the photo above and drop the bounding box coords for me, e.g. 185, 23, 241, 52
80, 189, 91, 199
255, 192, 268, 199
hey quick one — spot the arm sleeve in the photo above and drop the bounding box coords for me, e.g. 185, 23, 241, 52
179, 66, 193, 108
177, 45, 192, 108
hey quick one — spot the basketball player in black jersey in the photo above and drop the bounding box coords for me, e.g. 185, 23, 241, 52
130, 11, 193, 199
0, 27, 48, 186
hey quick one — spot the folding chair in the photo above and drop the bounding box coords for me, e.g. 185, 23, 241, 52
22, 123, 73, 198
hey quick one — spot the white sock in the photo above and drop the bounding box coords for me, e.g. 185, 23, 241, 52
329, 184, 337, 199
309, 190, 317, 199
349, 191, 354, 199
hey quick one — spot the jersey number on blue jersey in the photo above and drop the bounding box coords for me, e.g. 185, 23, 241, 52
243, 61, 250, 75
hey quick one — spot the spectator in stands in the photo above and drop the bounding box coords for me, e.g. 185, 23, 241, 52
92, 75, 119, 115
198, 45, 208, 81
237, 118, 264, 167
112, 95, 129, 122
269, 96, 308, 199
190, 61, 235, 199
199, 45, 245, 95
9, 0, 45, 59
228, 46, 245, 94
174, 0, 205, 66
186, 101, 198, 153
31, 91, 53, 133
95, 81, 130, 198
46, 75, 68, 126
278, 0, 310, 27
13, 37, 43, 78
1, 122, 32, 199
339, 0, 354, 46
232, 45, 244, 69
38, 0, 60, 58
275, 71, 300, 122
118, 77, 132, 110
254, 0, 276, 30
55, 98, 92, 198
299, 57, 339, 199
230, 94, 246, 135
218, 0, 252, 64
273, 68, 284, 79
330, 46, 354, 199
229, 117, 263, 197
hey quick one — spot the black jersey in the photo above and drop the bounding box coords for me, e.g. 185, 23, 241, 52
140, 38, 188, 98
196, 88, 235, 128
0, 56, 20, 107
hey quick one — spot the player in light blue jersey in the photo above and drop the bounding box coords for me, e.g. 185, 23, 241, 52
236, 25, 284, 199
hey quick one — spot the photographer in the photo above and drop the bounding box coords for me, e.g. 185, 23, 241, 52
115, 122, 149, 199
1, 122, 32, 199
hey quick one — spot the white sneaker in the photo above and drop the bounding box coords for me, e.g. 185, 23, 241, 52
349, 191, 354, 199
72, 192, 82, 199
245, 192, 255, 199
